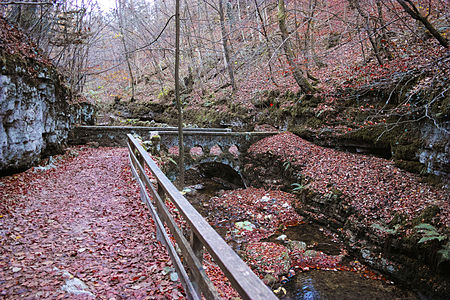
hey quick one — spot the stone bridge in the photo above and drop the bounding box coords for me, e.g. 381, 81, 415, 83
69, 126, 277, 180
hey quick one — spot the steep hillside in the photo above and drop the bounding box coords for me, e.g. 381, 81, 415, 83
88, 0, 449, 182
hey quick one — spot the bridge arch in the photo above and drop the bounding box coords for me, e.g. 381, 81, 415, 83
191, 159, 246, 188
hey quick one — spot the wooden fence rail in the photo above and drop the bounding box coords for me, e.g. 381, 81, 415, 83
127, 134, 277, 300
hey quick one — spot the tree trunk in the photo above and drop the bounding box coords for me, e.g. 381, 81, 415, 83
277, 0, 315, 94
350, 0, 384, 65
117, 0, 135, 101
254, 0, 277, 86
219, 0, 237, 92
175, 0, 184, 188
396, 0, 448, 47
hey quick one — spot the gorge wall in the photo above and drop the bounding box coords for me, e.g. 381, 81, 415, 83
1, 57, 62, 174
0, 34, 94, 175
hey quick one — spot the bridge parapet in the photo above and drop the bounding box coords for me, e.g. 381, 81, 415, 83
70, 125, 276, 153
70, 126, 277, 177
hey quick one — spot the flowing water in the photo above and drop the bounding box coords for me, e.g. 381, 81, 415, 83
183, 172, 420, 300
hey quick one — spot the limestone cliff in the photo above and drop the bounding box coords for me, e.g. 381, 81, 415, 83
0, 17, 94, 175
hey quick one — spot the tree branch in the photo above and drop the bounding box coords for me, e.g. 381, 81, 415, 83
0, 1, 53, 5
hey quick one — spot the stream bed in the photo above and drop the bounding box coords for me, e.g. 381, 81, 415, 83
183, 174, 421, 300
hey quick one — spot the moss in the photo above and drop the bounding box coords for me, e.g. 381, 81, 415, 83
390, 212, 408, 226
305, 117, 323, 129
393, 143, 421, 160
411, 205, 441, 227
421, 174, 443, 186
289, 125, 315, 140
394, 160, 424, 174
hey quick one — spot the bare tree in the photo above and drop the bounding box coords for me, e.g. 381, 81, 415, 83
175, 0, 184, 187
116, 0, 136, 101
277, 0, 315, 94
395, 0, 448, 47
218, 0, 237, 92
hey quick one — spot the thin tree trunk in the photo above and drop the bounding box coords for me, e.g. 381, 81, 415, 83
376, 0, 393, 60
277, 0, 315, 94
254, 0, 277, 86
396, 0, 448, 47
175, 0, 184, 188
219, 0, 237, 92
236, 0, 246, 42
350, 0, 384, 65
117, 0, 135, 101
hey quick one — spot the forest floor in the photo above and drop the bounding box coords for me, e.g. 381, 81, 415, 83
1, 139, 448, 299
0, 147, 184, 299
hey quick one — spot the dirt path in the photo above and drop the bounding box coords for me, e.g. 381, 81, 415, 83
0, 147, 183, 299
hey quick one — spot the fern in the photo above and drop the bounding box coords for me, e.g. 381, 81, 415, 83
437, 241, 450, 262
418, 235, 446, 243
415, 223, 447, 244
291, 183, 304, 191
415, 223, 437, 231
371, 223, 398, 235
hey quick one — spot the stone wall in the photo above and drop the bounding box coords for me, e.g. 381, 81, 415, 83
69, 126, 275, 152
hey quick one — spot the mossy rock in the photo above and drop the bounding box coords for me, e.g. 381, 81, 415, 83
389, 212, 408, 226
421, 174, 443, 186
288, 125, 315, 140
392, 143, 421, 160
343, 122, 422, 153
411, 205, 441, 227
394, 160, 424, 174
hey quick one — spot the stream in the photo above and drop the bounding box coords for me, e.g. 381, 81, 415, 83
182, 170, 420, 300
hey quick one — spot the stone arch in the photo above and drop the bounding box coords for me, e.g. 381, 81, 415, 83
196, 161, 245, 188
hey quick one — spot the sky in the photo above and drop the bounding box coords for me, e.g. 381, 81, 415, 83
97, 0, 115, 11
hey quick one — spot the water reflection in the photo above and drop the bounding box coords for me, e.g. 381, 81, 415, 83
296, 277, 320, 300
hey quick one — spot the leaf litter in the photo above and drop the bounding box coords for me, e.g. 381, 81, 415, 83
0, 146, 184, 299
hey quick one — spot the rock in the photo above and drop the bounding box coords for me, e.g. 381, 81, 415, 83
276, 234, 287, 241
288, 241, 307, 252
181, 187, 197, 196
53, 268, 95, 297
191, 184, 204, 190
304, 250, 320, 257
86, 141, 99, 148
263, 274, 277, 285
282, 202, 291, 209
1, 56, 94, 175
245, 242, 291, 279
259, 195, 270, 202
11, 267, 21, 273
235, 221, 255, 231
61, 277, 95, 297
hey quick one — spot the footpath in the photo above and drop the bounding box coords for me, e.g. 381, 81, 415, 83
0, 147, 183, 299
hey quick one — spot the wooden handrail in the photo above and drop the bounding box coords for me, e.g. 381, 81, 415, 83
127, 134, 277, 300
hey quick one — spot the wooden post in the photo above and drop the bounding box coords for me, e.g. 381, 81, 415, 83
156, 182, 165, 243
190, 231, 204, 262
190, 230, 204, 295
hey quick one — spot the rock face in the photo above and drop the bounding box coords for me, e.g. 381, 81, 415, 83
419, 123, 450, 178
0, 65, 70, 174
0, 55, 94, 175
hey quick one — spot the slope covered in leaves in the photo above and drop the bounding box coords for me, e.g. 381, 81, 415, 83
249, 132, 449, 227
0, 16, 51, 67
0, 147, 183, 298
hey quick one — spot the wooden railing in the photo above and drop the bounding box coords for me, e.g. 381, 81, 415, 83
127, 134, 277, 300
